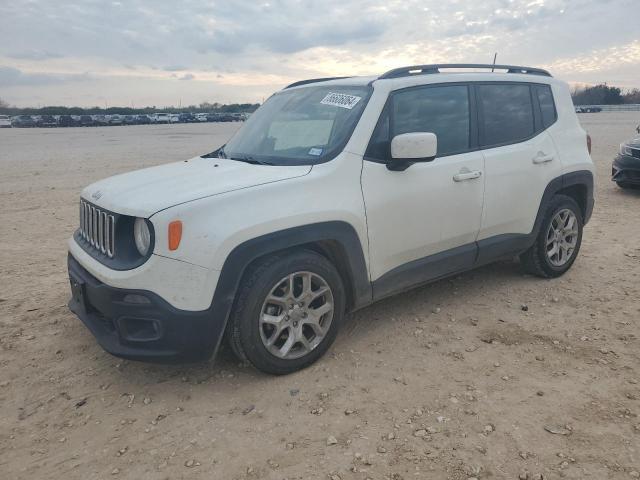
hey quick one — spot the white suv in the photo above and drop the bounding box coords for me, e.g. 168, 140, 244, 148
68, 64, 594, 374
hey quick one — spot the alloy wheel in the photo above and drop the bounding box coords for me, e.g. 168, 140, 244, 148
259, 271, 334, 360
546, 208, 579, 267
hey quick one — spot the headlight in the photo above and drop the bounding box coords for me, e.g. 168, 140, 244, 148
133, 217, 151, 256
620, 143, 632, 156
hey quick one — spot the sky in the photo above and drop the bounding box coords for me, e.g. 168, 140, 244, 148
0, 0, 638, 107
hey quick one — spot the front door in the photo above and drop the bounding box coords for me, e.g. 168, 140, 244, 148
360, 83, 485, 298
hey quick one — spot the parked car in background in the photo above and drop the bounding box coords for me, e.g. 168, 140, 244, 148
12, 115, 37, 127
123, 115, 137, 126
67, 63, 594, 374
575, 106, 602, 113
0, 114, 11, 128
195, 113, 208, 122
38, 115, 58, 127
154, 113, 170, 124
58, 115, 78, 127
109, 114, 124, 126
79, 115, 95, 127
93, 115, 109, 126
178, 112, 196, 123
135, 114, 151, 125
612, 136, 640, 189
168, 113, 180, 124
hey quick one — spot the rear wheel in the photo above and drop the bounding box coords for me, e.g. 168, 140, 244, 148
227, 250, 345, 375
520, 195, 583, 278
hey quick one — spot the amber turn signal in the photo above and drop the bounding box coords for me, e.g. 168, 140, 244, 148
168, 221, 182, 251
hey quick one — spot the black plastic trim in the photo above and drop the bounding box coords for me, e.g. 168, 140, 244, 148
68, 254, 221, 362
217, 221, 372, 312
371, 170, 594, 299
378, 64, 552, 79
612, 154, 640, 185
372, 243, 477, 301
284, 77, 351, 89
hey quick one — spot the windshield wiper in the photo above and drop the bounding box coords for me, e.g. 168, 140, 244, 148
228, 155, 274, 166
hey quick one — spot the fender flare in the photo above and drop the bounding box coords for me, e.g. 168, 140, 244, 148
206, 221, 372, 357
476, 170, 594, 265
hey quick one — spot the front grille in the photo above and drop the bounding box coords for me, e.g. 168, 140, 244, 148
79, 199, 115, 258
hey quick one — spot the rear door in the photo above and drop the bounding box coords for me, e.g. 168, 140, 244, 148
476, 82, 560, 242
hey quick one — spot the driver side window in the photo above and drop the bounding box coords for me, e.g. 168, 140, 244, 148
366, 84, 471, 160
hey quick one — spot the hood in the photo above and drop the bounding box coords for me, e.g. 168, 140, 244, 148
82, 156, 312, 217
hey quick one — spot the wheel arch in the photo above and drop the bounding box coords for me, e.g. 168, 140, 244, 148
211, 221, 371, 337
533, 170, 594, 237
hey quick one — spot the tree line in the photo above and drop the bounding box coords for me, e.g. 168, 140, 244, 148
0, 99, 260, 116
572, 84, 640, 106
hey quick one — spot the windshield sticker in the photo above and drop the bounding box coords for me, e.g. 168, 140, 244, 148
308, 147, 323, 156
320, 92, 362, 110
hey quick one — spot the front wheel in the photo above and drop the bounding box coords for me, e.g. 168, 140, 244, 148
520, 195, 583, 278
226, 250, 345, 375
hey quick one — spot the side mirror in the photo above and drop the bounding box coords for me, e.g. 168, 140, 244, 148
389, 132, 437, 171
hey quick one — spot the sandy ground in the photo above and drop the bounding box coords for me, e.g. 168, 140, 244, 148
1, 114, 639, 480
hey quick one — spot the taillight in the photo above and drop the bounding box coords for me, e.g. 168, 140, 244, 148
586, 133, 592, 154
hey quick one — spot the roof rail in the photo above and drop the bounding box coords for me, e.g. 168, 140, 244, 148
378, 64, 552, 80
284, 76, 351, 89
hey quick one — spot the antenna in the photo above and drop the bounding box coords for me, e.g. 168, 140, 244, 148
491, 53, 498, 72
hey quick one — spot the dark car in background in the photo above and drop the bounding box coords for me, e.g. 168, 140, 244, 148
613, 136, 640, 189
123, 115, 137, 125
79, 115, 95, 127
38, 115, 58, 127
135, 114, 151, 125
178, 112, 197, 123
57, 115, 78, 127
12, 115, 37, 127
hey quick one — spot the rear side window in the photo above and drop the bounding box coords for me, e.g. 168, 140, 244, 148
534, 84, 557, 128
479, 84, 534, 146
366, 84, 470, 159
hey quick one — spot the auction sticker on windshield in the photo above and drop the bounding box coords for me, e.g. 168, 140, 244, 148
320, 92, 362, 109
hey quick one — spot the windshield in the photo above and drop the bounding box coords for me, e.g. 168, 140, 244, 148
221, 85, 371, 165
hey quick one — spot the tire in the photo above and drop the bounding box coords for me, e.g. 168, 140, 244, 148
520, 194, 583, 278
226, 249, 345, 375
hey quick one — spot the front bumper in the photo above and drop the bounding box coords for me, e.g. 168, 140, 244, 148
612, 154, 640, 185
67, 254, 225, 362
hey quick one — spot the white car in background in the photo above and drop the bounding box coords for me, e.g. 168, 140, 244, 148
0, 114, 11, 128
68, 63, 594, 375
168, 113, 180, 124
153, 113, 170, 124
195, 113, 208, 122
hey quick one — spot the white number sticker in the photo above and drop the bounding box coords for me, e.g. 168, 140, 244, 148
320, 92, 362, 110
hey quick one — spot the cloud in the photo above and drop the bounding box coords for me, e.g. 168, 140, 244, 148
0, 0, 638, 106
163, 65, 188, 72
8, 50, 63, 61
0, 66, 93, 87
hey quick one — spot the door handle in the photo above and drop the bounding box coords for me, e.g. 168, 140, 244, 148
532, 152, 554, 164
453, 170, 482, 182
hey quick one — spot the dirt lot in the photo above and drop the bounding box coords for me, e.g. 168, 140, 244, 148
1, 114, 639, 480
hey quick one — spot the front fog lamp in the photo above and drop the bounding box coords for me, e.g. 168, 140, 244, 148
133, 217, 151, 256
